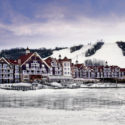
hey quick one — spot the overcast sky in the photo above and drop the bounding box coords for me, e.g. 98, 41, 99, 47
0, 0, 125, 49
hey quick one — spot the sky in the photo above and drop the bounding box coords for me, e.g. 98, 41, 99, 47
0, 0, 125, 49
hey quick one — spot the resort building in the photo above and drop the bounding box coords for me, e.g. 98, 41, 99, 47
45, 56, 73, 82
45, 57, 62, 76
18, 48, 50, 82
0, 57, 20, 83
73, 65, 125, 79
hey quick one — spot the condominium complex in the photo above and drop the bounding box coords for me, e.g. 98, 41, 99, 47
0, 48, 125, 83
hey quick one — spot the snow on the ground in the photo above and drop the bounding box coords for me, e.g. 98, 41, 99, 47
88, 43, 125, 68
50, 82, 63, 87
51, 44, 93, 63
0, 83, 32, 87
0, 88, 83, 96
0, 107, 124, 125
51, 42, 125, 68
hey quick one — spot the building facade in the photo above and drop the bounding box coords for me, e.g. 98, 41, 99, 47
18, 50, 50, 82
73, 65, 125, 79
0, 57, 20, 83
0, 48, 125, 83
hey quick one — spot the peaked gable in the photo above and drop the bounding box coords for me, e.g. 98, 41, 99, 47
20, 52, 50, 68
59, 57, 71, 62
45, 57, 58, 67
7, 59, 18, 65
0, 57, 10, 65
74, 64, 84, 69
18, 53, 33, 65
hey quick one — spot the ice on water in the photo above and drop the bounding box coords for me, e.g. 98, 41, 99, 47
0, 88, 125, 125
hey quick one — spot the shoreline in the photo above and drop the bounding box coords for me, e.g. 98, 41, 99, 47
0, 82, 125, 91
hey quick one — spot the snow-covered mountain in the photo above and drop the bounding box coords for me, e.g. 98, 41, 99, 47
51, 42, 125, 68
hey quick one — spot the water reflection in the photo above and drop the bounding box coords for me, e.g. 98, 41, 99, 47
0, 88, 124, 110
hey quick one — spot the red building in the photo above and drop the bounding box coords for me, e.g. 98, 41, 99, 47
0, 57, 20, 83
17, 48, 50, 82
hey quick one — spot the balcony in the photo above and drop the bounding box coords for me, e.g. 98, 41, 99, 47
3, 77, 9, 79
9, 77, 13, 79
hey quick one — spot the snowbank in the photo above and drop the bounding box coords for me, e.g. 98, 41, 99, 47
50, 82, 62, 88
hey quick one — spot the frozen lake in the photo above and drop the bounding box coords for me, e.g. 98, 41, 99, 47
0, 88, 125, 125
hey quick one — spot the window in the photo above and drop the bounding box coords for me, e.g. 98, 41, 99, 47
51, 61, 56, 67
15, 75, 19, 79
0, 75, 2, 78
23, 70, 27, 74
31, 60, 40, 69
10, 70, 13, 73
67, 63, 70, 66
42, 64, 45, 68
3, 74, 8, 78
3, 64, 7, 68
9, 74, 13, 77
26, 64, 29, 68
64, 63, 66, 66
33, 60, 37, 63
15, 70, 19, 73
34, 71, 37, 74
15, 65, 19, 69
3, 69, 8, 73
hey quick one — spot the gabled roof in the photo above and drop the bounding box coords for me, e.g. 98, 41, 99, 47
0, 57, 10, 65
18, 53, 33, 65
74, 64, 84, 69
7, 59, 18, 65
58, 57, 71, 62
45, 57, 59, 67
110, 65, 120, 69
18, 52, 50, 68
45, 57, 54, 66
120, 68, 125, 72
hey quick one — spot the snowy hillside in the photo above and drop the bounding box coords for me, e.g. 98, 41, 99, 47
51, 42, 125, 68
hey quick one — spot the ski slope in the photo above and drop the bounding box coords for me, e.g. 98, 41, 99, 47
51, 42, 125, 68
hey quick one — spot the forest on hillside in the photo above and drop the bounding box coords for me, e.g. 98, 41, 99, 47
116, 41, 125, 56
0, 47, 67, 60
0, 44, 84, 60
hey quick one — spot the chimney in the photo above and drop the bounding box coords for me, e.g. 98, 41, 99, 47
18, 59, 21, 65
